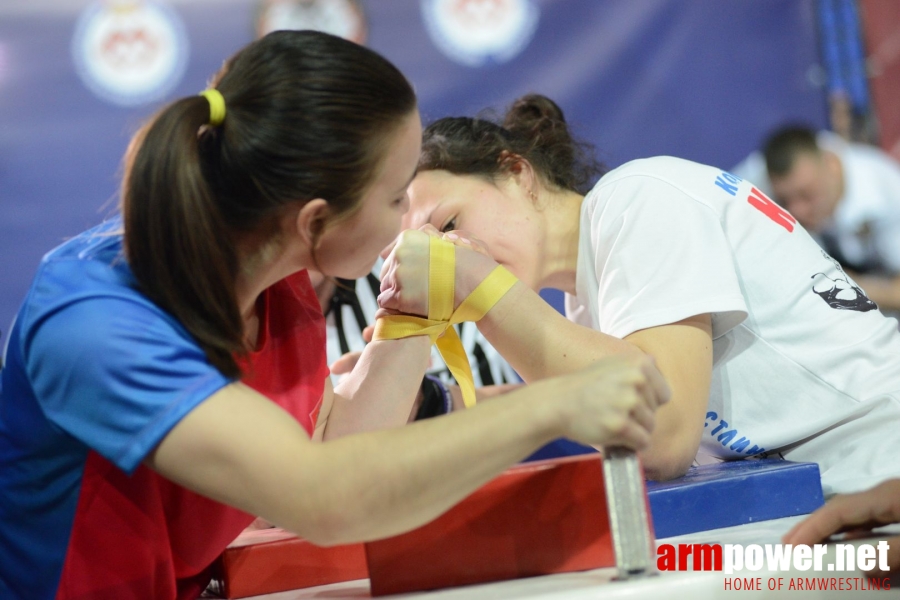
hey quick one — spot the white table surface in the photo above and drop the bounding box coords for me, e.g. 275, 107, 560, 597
241, 518, 900, 599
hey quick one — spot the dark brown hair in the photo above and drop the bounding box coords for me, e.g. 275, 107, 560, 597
763, 125, 821, 177
122, 30, 416, 378
418, 94, 604, 194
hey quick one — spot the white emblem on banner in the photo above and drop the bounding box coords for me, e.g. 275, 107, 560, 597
422, 0, 539, 67
255, 0, 367, 44
71, 1, 189, 107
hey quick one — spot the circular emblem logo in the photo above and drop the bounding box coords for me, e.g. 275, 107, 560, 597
72, 1, 189, 107
422, 0, 539, 67
255, 0, 367, 44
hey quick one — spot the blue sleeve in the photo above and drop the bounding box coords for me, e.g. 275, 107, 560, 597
22, 296, 232, 474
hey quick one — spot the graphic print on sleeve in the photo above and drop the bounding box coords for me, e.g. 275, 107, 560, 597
811, 252, 877, 312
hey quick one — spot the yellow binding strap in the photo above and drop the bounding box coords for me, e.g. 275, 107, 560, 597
373, 236, 518, 408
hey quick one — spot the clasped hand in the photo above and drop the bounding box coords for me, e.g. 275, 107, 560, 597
378, 225, 497, 319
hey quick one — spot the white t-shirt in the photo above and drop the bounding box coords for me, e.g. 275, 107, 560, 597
827, 143, 900, 273
732, 134, 900, 274
565, 156, 900, 496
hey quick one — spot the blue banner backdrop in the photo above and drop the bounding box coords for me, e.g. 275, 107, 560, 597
0, 0, 828, 340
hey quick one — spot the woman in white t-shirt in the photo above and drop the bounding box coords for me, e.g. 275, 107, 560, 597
382, 94, 900, 497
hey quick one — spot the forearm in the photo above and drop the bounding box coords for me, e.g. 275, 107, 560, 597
440, 382, 523, 411
151, 357, 667, 549
149, 382, 560, 546
327, 336, 432, 438
297, 388, 560, 543
477, 282, 643, 382
380, 236, 639, 382
476, 383, 522, 399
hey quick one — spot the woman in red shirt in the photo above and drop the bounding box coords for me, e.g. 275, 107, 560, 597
0, 31, 667, 599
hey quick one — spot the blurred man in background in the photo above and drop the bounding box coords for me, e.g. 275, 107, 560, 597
733, 126, 900, 314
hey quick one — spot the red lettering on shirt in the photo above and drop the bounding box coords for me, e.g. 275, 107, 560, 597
747, 187, 796, 232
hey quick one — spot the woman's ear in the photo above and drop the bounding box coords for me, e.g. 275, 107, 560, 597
498, 151, 538, 196
295, 199, 331, 249
512, 159, 538, 201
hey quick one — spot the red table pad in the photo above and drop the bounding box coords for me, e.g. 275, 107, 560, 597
365, 453, 616, 596
210, 527, 367, 598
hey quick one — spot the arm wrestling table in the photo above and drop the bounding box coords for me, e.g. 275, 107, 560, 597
223, 518, 899, 600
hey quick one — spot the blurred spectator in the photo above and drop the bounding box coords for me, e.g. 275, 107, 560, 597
732, 126, 900, 314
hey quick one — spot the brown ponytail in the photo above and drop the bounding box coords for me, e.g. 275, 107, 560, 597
419, 93, 604, 194
123, 97, 243, 377
122, 31, 416, 378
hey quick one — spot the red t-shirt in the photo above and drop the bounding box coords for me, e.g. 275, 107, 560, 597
55, 272, 328, 599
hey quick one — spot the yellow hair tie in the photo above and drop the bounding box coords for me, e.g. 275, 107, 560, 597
374, 236, 518, 408
199, 89, 226, 126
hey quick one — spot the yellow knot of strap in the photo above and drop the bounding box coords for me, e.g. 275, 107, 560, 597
373, 236, 518, 409
199, 89, 226, 126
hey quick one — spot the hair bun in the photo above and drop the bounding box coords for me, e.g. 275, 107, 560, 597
503, 94, 566, 134
420, 94, 604, 194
